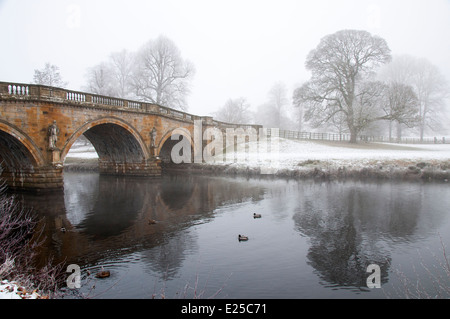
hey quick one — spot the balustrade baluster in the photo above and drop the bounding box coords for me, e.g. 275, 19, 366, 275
5, 84, 29, 96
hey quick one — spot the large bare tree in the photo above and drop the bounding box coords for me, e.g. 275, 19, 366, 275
131, 35, 195, 111
293, 30, 391, 143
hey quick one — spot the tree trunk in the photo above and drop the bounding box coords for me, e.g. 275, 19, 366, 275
419, 122, 425, 142
396, 122, 402, 142
349, 126, 358, 143
388, 120, 392, 142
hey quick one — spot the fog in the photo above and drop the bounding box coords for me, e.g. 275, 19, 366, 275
0, 0, 449, 117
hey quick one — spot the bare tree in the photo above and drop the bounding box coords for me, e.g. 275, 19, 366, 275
254, 102, 277, 128
293, 30, 391, 143
384, 82, 419, 140
110, 49, 134, 99
131, 35, 195, 111
379, 55, 449, 140
268, 81, 289, 128
412, 58, 448, 140
214, 97, 252, 124
254, 82, 298, 129
33, 63, 68, 88
84, 50, 134, 99
84, 62, 115, 96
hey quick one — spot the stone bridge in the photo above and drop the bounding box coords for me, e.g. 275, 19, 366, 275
0, 82, 261, 191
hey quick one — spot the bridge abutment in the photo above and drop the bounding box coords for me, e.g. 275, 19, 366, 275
98, 159, 162, 177
1, 166, 64, 192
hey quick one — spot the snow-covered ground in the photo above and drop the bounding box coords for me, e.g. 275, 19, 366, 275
65, 137, 450, 172
222, 138, 450, 162
199, 138, 450, 175
0, 280, 45, 299
66, 137, 450, 161
66, 144, 99, 159
64, 135, 450, 179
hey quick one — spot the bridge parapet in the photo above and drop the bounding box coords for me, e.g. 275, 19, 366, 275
0, 81, 261, 131
0, 82, 204, 123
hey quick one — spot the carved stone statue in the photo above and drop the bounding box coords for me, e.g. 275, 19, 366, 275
48, 120, 59, 150
150, 127, 157, 147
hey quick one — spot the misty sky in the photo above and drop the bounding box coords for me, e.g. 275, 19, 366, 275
0, 0, 449, 116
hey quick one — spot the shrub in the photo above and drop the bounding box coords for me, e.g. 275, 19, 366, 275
0, 181, 64, 296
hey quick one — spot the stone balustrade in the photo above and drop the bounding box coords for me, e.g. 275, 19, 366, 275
0, 81, 261, 131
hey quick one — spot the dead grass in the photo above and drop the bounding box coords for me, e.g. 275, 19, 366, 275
388, 235, 450, 299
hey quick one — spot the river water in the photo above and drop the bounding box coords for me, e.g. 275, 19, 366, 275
17, 171, 450, 299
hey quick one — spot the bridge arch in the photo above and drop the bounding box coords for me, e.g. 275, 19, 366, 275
61, 116, 151, 163
0, 121, 45, 169
158, 127, 194, 164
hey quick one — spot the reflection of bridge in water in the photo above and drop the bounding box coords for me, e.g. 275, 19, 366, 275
19, 172, 266, 277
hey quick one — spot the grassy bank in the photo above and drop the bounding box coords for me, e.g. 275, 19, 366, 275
163, 159, 450, 182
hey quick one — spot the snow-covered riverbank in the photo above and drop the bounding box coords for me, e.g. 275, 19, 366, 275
166, 138, 450, 181
64, 137, 450, 181
0, 280, 48, 299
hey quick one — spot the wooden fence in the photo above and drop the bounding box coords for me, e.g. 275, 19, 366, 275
265, 128, 448, 144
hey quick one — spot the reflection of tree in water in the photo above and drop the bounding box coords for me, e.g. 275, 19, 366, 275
141, 229, 197, 279
293, 182, 423, 290
160, 174, 195, 210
